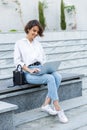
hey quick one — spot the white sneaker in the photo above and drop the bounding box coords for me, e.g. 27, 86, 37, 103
57, 109, 68, 123
41, 105, 58, 115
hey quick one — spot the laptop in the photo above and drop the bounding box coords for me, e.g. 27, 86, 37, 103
36, 60, 61, 75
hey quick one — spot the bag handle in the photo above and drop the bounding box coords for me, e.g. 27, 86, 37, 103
16, 64, 22, 72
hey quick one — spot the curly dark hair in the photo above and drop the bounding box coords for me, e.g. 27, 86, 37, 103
24, 20, 44, 37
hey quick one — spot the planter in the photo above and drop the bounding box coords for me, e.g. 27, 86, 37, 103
65, 5, 77, 30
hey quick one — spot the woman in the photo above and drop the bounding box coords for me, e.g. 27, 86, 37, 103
14, 20, 68, 123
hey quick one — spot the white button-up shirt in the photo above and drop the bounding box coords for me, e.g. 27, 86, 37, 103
14, 38, 46, 67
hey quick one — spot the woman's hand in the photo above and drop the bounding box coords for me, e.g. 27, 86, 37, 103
22, 65, 40, 74
29, 68, 40, 74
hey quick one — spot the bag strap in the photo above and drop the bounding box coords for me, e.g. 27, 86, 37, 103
16, 64, 22, 72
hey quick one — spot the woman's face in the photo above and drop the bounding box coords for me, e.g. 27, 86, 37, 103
28, 26, 39, 40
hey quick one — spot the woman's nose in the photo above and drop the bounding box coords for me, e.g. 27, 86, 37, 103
35, 31, 38, 36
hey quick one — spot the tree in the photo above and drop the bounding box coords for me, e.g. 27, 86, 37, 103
60, 0, 66, 30
38, 1, 46, 30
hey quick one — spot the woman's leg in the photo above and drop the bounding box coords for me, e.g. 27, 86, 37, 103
25, 72, 59, 100
52, 72, 62, 90
51, 72, 62, 110
50, 72, 68, 122
25, 72, 68, 122
25, 72, 60, 115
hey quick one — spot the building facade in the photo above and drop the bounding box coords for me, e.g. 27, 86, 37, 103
0, 0, 87, 32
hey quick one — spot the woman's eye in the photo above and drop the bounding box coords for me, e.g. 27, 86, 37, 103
33, 30, 36, 32
33, 30, 38, 34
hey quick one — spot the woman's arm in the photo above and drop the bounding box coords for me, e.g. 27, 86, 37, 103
14, 42, 25, 67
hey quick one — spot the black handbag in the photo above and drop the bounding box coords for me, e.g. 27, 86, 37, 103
13, 64, 26, 86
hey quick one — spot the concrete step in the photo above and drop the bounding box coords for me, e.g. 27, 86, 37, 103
0, 66, 14, 75
0, 50, 13, 59
0, 55, 13, 60
16, 104, 87, 130
14, 95, 87, 127
0, 78, 13, 88
0, 64, 14, 69
0, 74, 82, 114
0, 43, 14, 51
0, 58, 13, 67
0, 74, 12, 80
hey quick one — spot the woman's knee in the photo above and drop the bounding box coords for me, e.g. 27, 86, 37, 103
53, 72, 62, 81
47, 74, 55, 82
58, 73, 62, 81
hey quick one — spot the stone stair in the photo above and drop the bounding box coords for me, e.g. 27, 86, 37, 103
0, 42, 14, 81
16, 107, 87, 130
0, 32, 87, 130
15, 95, 87, 130
0, 33, 24, 82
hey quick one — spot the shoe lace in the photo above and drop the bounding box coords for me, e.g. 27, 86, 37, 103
47, 105, 53, 111
59, 110, 66, 118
